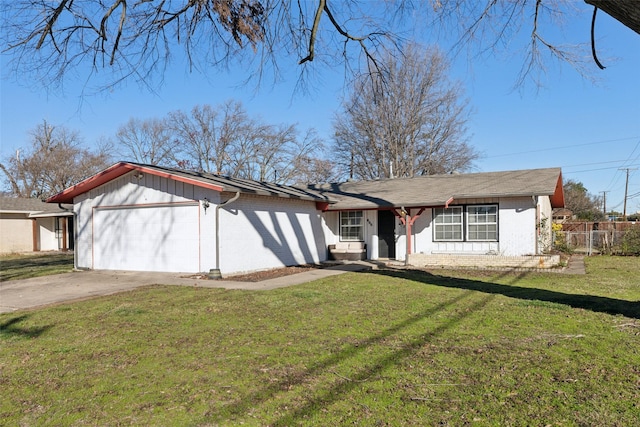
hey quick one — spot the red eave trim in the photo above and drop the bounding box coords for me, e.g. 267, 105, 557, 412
47, 162, 224, 204
550, 171, 565, 208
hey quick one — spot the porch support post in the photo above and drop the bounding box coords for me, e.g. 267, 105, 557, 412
394, 207, 426, 265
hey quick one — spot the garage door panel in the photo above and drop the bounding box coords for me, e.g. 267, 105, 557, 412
93, 204, 199, 273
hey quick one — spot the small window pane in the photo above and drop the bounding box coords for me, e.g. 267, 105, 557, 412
340, 211, 364, 241
433, 207, 463, 241
467, 205, 498, 241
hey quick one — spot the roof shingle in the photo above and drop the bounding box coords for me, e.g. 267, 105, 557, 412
309, 168, 564, 210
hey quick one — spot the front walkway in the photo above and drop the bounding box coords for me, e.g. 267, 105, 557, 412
563, 255, 587, 274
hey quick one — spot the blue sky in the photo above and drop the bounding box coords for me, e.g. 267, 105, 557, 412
1, 4, 639, 214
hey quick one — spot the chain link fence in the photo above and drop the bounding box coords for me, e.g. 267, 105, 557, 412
554, 227, 640, 255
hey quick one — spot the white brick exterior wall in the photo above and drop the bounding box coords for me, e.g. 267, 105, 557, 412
218, 193, 326, 275
325, 196, 549, 262
408, 253, 560, 269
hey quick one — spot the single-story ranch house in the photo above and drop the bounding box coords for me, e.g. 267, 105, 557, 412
0, 196, 74, 253
47, 162, 564, 275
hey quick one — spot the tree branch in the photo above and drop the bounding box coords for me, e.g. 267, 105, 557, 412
590, 6, 606, 70
299, 0, 326, 64
0, 162, 22, 196
36, 0, 71, 49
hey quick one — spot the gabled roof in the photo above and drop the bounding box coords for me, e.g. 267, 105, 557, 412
309, 168, 564, 210
0, 196, 72, 216
46, 162, 564, 210
46, 162, 331, 204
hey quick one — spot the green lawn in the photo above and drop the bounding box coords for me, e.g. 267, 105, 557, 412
1, 256, 639, 425
0, 252, 74, 281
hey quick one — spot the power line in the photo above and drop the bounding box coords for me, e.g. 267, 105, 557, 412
605, 139, 640, 192
484, 136, 639, 159
562, 159, 639, 168
563, 164, 640, 174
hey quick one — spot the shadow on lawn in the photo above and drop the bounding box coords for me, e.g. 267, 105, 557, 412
0, 253, 74, 281
373, 268, 640, 320
208, 289, 494, 426
211, 267, 640, 425
0, 315, 51, 339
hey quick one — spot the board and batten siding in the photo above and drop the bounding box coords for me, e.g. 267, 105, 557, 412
74, 171, 220, 272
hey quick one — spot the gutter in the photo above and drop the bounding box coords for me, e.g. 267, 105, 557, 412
209, 191, 241, 279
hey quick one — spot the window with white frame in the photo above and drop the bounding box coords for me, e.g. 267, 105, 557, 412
433, 205, 498, 241
340, 211, 364, 241
467, 205, 498, 241
433, 207, 463, 241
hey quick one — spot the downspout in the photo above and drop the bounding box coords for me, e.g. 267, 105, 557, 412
209, 191, 241, 279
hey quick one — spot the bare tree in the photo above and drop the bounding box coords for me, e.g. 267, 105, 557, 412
238, 126, 328, 183
168, 101, 252, 174
164, 101, 329, 183
290, 156, 338, 185
3, 1, 635, 92
0, 121, 112, 199
210, 113, 328, 184
333, 44, 478, 181
116, 117, 179, 166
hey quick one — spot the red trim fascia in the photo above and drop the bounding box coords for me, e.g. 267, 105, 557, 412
47, 162, 224, 204
550, 172, 565, 208
316, 201, 331, 211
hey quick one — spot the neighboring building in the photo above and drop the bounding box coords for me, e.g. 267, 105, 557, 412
552, 208, 573, 223
47, 162, 564, 275
0, 197, 74, 253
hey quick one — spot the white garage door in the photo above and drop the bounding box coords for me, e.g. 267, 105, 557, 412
93, 203, 200, 273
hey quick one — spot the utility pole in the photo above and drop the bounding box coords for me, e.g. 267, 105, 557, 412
619, 168, 637, 221
600, 191, 609, 218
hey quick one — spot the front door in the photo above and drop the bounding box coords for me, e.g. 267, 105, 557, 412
378, 210, 396, 259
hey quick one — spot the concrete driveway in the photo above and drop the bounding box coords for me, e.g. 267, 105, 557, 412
0, 263, 372, 313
